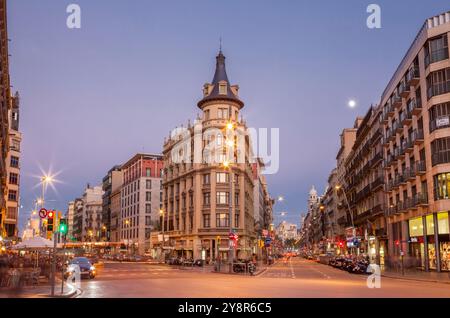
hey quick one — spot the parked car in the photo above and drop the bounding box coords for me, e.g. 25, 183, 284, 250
65, 257, 96, 279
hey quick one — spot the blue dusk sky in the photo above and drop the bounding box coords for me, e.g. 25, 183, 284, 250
6, 0, 450, 230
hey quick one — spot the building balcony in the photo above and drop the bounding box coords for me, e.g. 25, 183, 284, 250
383, 102, 395, 121
403, 166, 416, 181
413, 192, 428, 207
371, 204, 384, 217
399, 81, 411, 98
415, 160, 426, 175
382, 136, 390, 148
394, 121, 404, 134
408, 97, 422, 115
386, 205, 399, 217
392, 94, 403, 108
412, 129, 424, 145
370, 152, 383, 167
403, 139, 414, 153
432, 150, 450, 166
400, 109, 413, 126
405, 65, 420, 86
371, 176, 384, 191
427, 82, 450, 100
430, 115, 450, 133
425, 48, 449, 68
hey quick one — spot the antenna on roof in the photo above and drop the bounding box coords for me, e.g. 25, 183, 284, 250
219, 36, 222, 53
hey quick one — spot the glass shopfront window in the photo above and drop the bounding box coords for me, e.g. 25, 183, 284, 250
434, 172, 450, 200
437, 212, 450, 271
409, 217, 426, 269
409, 212, 450, 272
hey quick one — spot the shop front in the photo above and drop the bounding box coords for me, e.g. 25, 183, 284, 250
408, 212, 450, 272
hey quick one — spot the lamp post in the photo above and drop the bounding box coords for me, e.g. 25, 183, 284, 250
159, 209, 165, 261
223, 120, 236, 273
335, 185, 356, 254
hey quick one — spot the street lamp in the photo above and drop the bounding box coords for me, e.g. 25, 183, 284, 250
335, 184, 356, 254
159, 209, 165, 261
223, 120, 236, 273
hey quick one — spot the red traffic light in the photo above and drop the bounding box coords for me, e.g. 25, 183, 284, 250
395, 240, 400, 246
47, 211, 54, 219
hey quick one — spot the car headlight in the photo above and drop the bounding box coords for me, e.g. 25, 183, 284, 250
90, 266, 96, 271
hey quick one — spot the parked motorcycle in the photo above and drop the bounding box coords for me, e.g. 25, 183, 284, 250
351, 259, 370, 274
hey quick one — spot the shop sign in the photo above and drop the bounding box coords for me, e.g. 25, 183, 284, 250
410, 237, 418, 243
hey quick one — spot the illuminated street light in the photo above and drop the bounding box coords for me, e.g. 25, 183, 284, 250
226, 122, 234, 130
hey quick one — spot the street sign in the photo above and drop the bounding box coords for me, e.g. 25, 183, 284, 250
39, 208, 47, 219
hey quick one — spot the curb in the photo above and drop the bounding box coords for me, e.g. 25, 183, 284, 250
381, 273, 450, 285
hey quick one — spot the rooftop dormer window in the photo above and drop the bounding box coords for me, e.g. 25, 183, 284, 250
219, 83, 227, 95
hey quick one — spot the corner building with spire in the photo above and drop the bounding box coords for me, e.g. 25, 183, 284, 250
161, 51, 258, 261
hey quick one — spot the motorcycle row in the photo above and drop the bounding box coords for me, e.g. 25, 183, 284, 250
328, 256, 370, 274
232, 260, 257, 275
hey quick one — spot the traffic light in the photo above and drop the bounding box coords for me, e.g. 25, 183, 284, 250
59, 218, 68, 235
47, 211, 54, 232
395, 240, 400, 246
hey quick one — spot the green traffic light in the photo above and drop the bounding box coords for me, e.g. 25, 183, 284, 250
59, 224, 68, 235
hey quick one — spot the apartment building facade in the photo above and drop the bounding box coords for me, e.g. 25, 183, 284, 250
102, 165, 123, 241
345, 105, 387, 264
119, 153, 163, 255
382, 12, 450, 272
4, 93, 21, 238
161, 50, 256, 261
0, 0, 12, 238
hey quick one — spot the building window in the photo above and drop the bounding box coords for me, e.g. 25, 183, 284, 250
146, 168, 151, 177
425, 35, 449, 67
203, 192, 210, 205
146, 192, 152, 201
218, 108, 228, 119
216, 191, 229, 205
146, 180, 152, 189
10, 156, 19, 168
427, 68, 450, 99
146, 203, 151, 214
216, 172, 229, 183
203, 214, 210, 228
11, 140, 20, 151
8, 190, 17, 202
203, 173, 210, 185
234, 214, 239, 228
7, 207, 17, 220
145, 216, 152, 226
9, 173, 18, 185
429, 102, 450, 132
431, 137, 450, 166
219, 83, 227, 95
216, 213, 229, 228
434, 172, 450, 200
235, 192, 239, 205
205, 109, 210, 120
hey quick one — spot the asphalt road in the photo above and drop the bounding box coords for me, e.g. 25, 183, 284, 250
76, 257, 450, 298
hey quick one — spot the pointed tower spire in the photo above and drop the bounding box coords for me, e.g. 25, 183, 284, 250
198, 49, 244, 109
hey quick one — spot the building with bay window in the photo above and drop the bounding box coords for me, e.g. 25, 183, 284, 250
382, 11, 450, 272
161, 50, 257, 261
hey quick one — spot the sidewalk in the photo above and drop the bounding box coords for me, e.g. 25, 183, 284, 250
0, 279, 79, 298
381, 268, 450, 284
